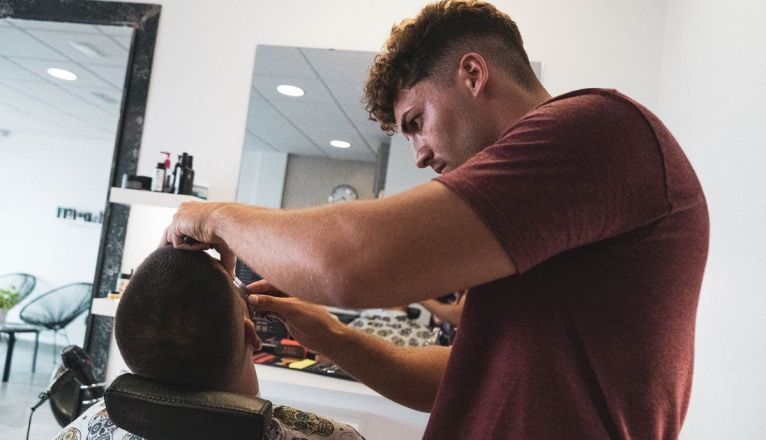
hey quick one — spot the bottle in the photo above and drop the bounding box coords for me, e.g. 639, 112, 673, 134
160, 151, 172, 192
151, 162, 166, 192
116, 270, 132, 294
178, 154, 195, 195
171, 154, 184, 194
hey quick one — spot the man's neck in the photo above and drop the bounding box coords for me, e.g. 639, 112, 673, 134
489, 81, 552, 138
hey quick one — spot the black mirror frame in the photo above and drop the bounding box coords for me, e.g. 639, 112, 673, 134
0, 0, 161, 379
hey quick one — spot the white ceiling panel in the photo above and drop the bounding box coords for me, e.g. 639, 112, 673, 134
323, 79, 388, 148
246, 45, 386, 163
7, 82, 117, 129
253, 45, 317, 79
12, 58, 118, 89
324, 144, 377, 162
0, 27, 67, 60
8, 18, 101, 34
276, 101, 369, 154
26, 29, 130, 66
0, 19, 130, 141
66, 86, 122, 114
0, 56, 46, 82
85, 63, 128, 88
246, 96, 325, 157
0, 102, 39, 131
244, 131, 276, 152
97, 25, 134, 38
252, 76, 334, 105
301, 48, 374, 82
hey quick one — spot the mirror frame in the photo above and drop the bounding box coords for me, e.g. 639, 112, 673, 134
0, 0, 160, 379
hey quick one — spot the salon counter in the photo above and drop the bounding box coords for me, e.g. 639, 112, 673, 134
91, 298, 429, 439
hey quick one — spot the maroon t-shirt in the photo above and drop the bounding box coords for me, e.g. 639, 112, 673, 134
426, 89, 709, 439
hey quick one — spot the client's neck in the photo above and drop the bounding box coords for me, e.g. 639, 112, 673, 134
224, 350, 260, 397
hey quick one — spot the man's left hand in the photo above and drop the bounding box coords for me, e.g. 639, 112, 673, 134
161, 201, 237, 275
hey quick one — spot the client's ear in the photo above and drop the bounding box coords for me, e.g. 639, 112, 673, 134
243, 318, 259, 352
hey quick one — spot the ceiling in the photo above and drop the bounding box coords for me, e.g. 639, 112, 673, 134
0, 18, 132, 141
245, 45, 389, 163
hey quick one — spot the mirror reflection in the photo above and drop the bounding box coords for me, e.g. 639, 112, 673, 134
0, 18, 132, 351
236, 45, 389, 210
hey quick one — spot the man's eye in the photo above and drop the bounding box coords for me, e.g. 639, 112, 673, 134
411, 117, 420, 131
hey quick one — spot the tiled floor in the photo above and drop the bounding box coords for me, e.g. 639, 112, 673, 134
0, 337, 68, 440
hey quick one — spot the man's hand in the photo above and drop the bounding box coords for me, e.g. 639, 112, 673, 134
247, 281, 450, 412
161, 201, 237, 274
247, 294, 343, 355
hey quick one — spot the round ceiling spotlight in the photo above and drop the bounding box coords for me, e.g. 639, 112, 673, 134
47, 67, 78, 81
276, 84, 305, 97
330, 140, 351, 149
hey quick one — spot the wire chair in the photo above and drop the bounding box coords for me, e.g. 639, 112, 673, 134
19, 283, 92, 360
0, 273, 37, 301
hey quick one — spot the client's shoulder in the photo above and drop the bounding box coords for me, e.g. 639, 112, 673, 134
267, 405, 365, 440
54, 401, 140, 440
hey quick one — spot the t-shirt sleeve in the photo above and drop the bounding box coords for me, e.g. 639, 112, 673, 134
435, 94, 671, 273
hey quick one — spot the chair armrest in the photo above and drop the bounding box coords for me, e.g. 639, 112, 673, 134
105, 373, 272, 440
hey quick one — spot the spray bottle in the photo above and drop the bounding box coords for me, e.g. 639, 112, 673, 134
160, 151, 172, 192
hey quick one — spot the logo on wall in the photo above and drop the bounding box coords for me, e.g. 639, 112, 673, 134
56, 207, 104, 224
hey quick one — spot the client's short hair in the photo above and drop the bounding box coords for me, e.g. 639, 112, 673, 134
115, 246, 240, 390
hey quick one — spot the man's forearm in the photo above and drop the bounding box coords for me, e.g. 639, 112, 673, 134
205, 181, 514, 308
319, 324, 450, 413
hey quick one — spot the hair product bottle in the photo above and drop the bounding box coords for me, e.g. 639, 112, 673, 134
178, 154, 195, 195
151, 162, 166, 192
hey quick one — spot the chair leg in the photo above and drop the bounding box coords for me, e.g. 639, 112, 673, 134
32, 332, 39, 373
52, 330, 58, 364
3, 333, 15, 382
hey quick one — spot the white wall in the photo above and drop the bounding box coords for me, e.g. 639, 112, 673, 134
0, 132, 113, 346
281, 155, 376, 208
656, 1, 766, 438
236, 150, 288, 208
384, 133, 437, 196
128, 0, 667, 202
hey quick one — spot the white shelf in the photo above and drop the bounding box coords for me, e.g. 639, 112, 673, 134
109, 187, 202, 209
91, 297, 120, 317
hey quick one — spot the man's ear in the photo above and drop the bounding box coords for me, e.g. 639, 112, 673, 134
243, 318, 259, 351
458, 53, 489, 98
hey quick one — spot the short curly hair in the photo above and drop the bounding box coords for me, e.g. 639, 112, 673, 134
364, 0, 536, 134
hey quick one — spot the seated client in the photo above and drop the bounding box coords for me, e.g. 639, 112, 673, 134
54, 246, 364, 440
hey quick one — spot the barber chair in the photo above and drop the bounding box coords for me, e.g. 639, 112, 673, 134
105, 373, 273, 440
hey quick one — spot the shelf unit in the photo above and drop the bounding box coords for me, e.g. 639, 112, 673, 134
108, 187, 202, 209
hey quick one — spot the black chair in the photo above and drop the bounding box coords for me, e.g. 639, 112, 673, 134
0, 273, 40, 381
19, 283, 92, 360
105, 373, 273, 440
0, 272, 37, 300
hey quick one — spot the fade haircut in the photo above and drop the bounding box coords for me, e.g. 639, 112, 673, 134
115, 246, 240, 390
364, 0, 538, 133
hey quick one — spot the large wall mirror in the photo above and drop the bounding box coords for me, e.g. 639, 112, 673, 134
0, 0, 159, 382
236, 45, 390, 212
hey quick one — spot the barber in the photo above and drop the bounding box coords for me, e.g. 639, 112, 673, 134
164, 1, 708, 438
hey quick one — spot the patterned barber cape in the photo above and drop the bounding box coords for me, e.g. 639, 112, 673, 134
348, 309, 438, 347
54, 401, 365, 440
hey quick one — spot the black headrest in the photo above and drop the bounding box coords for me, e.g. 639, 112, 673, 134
104, 373, 272, 440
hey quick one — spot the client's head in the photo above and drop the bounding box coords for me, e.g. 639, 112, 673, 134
115, 246, 260, 394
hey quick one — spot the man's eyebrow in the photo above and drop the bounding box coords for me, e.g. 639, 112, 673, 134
399, 108, 413, 135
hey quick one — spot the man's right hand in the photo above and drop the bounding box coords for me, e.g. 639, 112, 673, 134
247, 293, 344, 355
248, 281, 450, 412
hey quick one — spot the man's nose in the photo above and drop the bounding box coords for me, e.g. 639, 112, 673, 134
414, 145, 434, 169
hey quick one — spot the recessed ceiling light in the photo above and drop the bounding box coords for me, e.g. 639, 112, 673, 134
47, 67, 78, 81
330, 140, 351, 149
69, 41, 106, 59
276, 84, 304, 97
